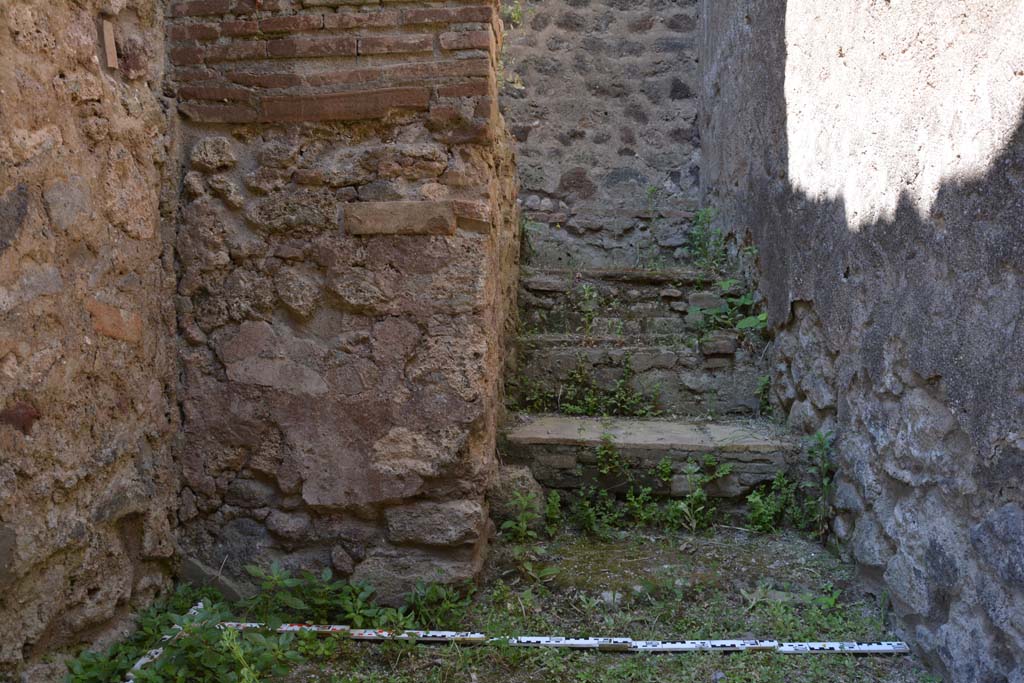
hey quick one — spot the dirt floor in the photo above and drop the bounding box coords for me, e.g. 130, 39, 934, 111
282, 527, 935, 683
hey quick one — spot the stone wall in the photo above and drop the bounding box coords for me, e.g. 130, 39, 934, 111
167, 0, 519, 603
0, 0, 178, 678
701, 2, 1024, 681
501, 0, 700, 268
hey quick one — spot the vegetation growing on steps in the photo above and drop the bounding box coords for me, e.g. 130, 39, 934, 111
508, 357, 660, 417
68, 467, 920, 683
746, 431, 837, 541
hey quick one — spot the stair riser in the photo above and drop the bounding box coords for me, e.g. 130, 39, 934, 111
521, 310, 696, 336
511, 346, 763, 416
501, 442, 793, 500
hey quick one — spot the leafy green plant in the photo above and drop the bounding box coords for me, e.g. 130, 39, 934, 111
544, 490, 563, 537
519, 560, 560, 584
571, 486, 622, 539
625, 486, 658, 526
133, 603, 304, 683
500, 490, 540, 543
687, 208, 728, 273
404, 581, 474, 630
66, 585, 223, 683
510, 358, 660, 418
672, 456, 734, 532
595, 433, 628, 478
803, 430, 836, 542
650, 457, 673, 485
241, 562, 308, 623
746, 473, 797, 533
574, 283, 601, 336
502, 0, 524, 26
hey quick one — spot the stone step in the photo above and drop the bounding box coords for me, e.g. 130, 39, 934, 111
518, 267, 737, 337
501, 415, 799, 500
509, 334, 763, 416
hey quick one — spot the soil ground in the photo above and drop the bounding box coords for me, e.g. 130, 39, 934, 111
282, 527, 934, 683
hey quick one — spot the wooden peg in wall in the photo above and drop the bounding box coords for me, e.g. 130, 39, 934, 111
102, 19, 118, 70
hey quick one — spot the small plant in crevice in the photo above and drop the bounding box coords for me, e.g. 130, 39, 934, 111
686, 207, 728, 273
595, 432, 629, 479
744, 431, 836, 542
651, 456, 674, 486
625, 485, 659, 527
502, 0, 525, 27
803, 430, 836, 542
669, 455, 734, 532
405, 581, 474, 630
574, 282, 602, 336
692, 278, 767, 342
544, 490, 563, 538
507, 358, 660, 418
746, 473, 798, 533
500, 490, 541, 543
571, 485, 623, 540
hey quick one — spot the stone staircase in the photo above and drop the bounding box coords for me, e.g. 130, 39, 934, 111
503, 415, 797, 501
501, 263, 800, 506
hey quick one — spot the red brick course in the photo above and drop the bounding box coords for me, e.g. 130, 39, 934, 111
169, 1, 502, 124
439, 30, 492, 52
358, 34, 434, 56
260, 86, 430, 122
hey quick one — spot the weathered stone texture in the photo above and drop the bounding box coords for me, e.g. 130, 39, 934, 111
501, 0, 701, 268
700, 1, 1024, 680
0, 0, 178, 678
170, 0, 519, 605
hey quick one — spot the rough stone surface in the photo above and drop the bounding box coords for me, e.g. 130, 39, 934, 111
0, 1, 178, 677
700, 1, 1024, 680
502, 0, 700, 268
171, 0, 520, 606
504, 415, 796, 499
385, 500, 488, 547
487, 464, 544, 524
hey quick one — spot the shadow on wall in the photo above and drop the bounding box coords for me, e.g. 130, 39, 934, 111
701, 2, 1024, 682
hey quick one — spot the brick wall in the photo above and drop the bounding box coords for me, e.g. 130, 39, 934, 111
168, 0, 519, 602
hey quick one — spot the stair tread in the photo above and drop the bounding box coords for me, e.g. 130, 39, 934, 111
521, 266, 703, 287
505, 414, 795, 453
518, 333, 715, 346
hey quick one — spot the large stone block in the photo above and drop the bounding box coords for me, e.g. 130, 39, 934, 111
385, 499, 487, 546
342, 200, 456, 236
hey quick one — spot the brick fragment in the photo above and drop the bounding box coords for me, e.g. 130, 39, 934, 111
259, 86, 429, 122
180, 101, 260, 123
343, 200, 455, 236
323, 10, 399, 30
85, 299, 143, 343
171, 0, 232, 17
204, 40, 268, 63
179, 84, 255, 102
169, 22, 221, 41
381, 58, 490, 82
221, 19, 260, 36
259, 14, 324, 33
268, 35, 357, 58
358, 34, 433, 55
0, 402, 40, 435
452, 199, 493, 233
304, 67, 382, 88
225, 71, 304, 88
170, 45, 205, 66
439, 30, 491, 51
403, 5, 492, 24
437, 80, 491, 98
